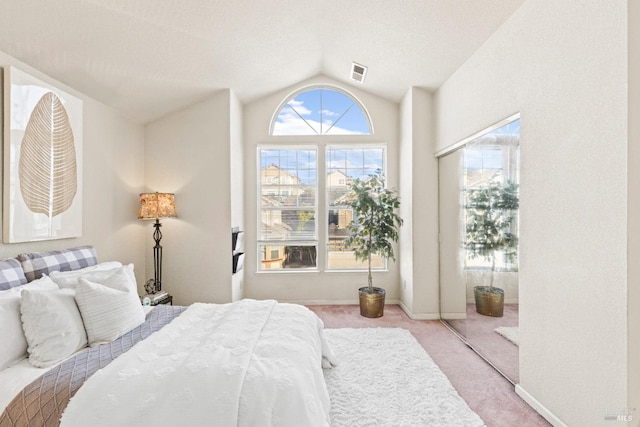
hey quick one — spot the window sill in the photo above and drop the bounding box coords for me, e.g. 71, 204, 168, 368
255, 269, 390, 274
256, 269, 320, 274
464, 267, 519, 273
325, 269, 389, 273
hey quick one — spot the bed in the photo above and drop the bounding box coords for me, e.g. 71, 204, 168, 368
0, 246, 336, 427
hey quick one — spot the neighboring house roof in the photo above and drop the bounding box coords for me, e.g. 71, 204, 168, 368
331, 191, 356, 206
328, 169, 351, 179
261, 195, 281, 207
262, 164, 301, 185
261, 221, 291, 240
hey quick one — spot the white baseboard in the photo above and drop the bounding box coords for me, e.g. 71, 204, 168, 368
515, 384, 567, 427
440, 312, 466, 319
398, 301, 440, 320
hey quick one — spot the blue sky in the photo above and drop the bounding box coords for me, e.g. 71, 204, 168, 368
265, 88, 380, 183
272, 88, 370, 135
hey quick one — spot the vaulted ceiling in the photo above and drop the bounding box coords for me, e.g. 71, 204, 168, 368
0, 0, 525, 123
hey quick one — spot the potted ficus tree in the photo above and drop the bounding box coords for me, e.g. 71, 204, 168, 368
465, 180, 519, 317
344, 171, 403, 318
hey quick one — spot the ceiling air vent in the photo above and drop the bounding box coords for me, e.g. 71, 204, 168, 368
350, 62, 367, 83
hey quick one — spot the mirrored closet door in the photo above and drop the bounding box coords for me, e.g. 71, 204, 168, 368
438, 115, 520, 383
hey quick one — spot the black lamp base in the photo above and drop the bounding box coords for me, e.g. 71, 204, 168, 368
152, 219, 163, 292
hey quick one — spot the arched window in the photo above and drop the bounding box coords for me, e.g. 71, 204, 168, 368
260, 85, 384, 272
271, 87, 372, 135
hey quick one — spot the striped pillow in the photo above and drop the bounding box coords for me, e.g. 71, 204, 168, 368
75, 264, 145, 345
0, 258, 28, 290
17, 245, 97, 282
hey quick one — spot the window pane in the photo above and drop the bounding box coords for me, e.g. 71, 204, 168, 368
259, 147, 318, 271
260, 208, 316, 240
272, 88, 371, 135
261, 187, 316, 207
327, 208, 384, 270
260, 148, 316, 207
259, 245, 317, 270
328, 207, 351, 249
261, 151, 316, 181
326, 146, 385, 270
463, 119, 520, 270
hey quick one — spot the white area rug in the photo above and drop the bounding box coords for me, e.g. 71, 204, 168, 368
323, 328, 485, 427
494, 326, 519, 346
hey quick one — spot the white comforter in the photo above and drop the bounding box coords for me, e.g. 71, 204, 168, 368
60, 300, 336, 427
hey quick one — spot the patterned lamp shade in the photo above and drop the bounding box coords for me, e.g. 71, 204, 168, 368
137, 192, 177, 219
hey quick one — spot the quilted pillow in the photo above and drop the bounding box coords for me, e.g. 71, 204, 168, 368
17, 245, 97, 282
20, 288, 88, 368
49, 261, 123, 289
0, 258, 28, 291
75, 265, 145, 346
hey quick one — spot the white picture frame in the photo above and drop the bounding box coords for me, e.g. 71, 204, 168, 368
3, 66, 83, 243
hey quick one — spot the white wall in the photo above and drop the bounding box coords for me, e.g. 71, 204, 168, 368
243, 75, 399, 304
435, 1, 629, 425
628, 0, 640, 416
398, 87, 439, 319
0, 52, 146, 290
145, 90, 235, 305
399, 90, 415, 311
230, 90, 245, 302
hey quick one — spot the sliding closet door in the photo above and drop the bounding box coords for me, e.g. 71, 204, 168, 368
438, 150, 467, 337
438, 115, 521, 384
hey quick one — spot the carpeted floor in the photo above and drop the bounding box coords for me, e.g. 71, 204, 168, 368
462, 303, 520, 383
494, 326, 519, 347
309, 304, 550, 427
324, 328, 485, 427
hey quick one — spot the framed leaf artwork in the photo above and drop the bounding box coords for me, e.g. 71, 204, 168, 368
3, 66, 83, 243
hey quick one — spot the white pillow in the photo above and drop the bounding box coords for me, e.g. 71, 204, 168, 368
22, 275, 61, 292
0, 276, 59, 370
49, 261, 123, 289
0, 292, 27, 370
75, 264, 145, 346
20, 289, 88, 368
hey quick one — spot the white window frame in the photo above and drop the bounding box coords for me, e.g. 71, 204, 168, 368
257, 145, 319, 272
259, 84, 385, 274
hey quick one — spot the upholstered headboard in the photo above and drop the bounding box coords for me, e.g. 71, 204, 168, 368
0, 246, 97, 290
0, 259, 27, 291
